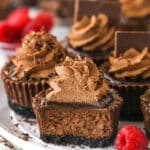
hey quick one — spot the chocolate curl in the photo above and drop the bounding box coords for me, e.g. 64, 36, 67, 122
74, 0, 79, 23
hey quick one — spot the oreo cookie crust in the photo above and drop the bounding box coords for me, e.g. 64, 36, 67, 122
8, 100, 35, 118
40, 130, 117, 148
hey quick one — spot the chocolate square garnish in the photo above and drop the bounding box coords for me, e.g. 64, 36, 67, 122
76, 0, 121, 26
115, 31, 150, 57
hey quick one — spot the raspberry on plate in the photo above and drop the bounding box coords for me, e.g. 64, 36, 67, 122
0, 21, 20, 42
22, 12, 53, 36
115, 125, 148, 150
7, 7, 31, 33
22, 19, 45, 36
35, 12, 53, 31
0, 8, 54, 42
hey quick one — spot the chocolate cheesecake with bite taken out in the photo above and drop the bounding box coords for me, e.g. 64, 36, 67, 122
32, 56, 123, 147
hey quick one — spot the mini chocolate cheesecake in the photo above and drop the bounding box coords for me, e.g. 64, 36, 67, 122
67, 14, 116, 65
33, 56, 123, 147
66, 0, 121, 65
1, 30, 66, 118
102, 32, 150, 121
141, 89, 150, 138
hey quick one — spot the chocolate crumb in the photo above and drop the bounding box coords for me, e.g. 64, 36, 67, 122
14, 123, 19, 127
19, 133, 30, 141
71, 145, 76, 148
10, 115, 13, 120
21, 118, 36, 126
0, 136, 15, 149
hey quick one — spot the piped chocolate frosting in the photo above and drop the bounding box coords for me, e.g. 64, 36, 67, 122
109, 47, 150, 79
68, 13, 115, 52
120, 0, 150, 18
46, 56, 109, 104
11, 31, 66, 80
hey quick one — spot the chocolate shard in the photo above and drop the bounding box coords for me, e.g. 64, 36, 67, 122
77, 0, 121, 25
115, 31, 150, 57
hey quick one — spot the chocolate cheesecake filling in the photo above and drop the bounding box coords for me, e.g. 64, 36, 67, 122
33, 89, 122, 144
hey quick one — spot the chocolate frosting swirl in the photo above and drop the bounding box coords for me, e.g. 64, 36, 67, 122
120, 0, 150, 18
109, 47, 150, 79
68, 14, 115, 52
46, 56, 109, 104
11, 31, 66, 79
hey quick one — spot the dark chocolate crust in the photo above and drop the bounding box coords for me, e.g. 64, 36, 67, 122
40, 131, 117, 148
8, 100, 35, 118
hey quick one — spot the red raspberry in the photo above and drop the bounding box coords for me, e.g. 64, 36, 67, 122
7, 7, 31, 32
22, 12, 53, 36
35, 12, 53, 31
7, 7, 29, 19
0, 21, 20, 42
115, 125, 148, 150
22, 19, 44, 37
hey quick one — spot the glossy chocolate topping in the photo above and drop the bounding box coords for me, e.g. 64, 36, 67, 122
10, 31, 66, 80
46, 56, 110, 104
68, 13, 115, 52
109, 47, 150, 79
120, 0, 150, 18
